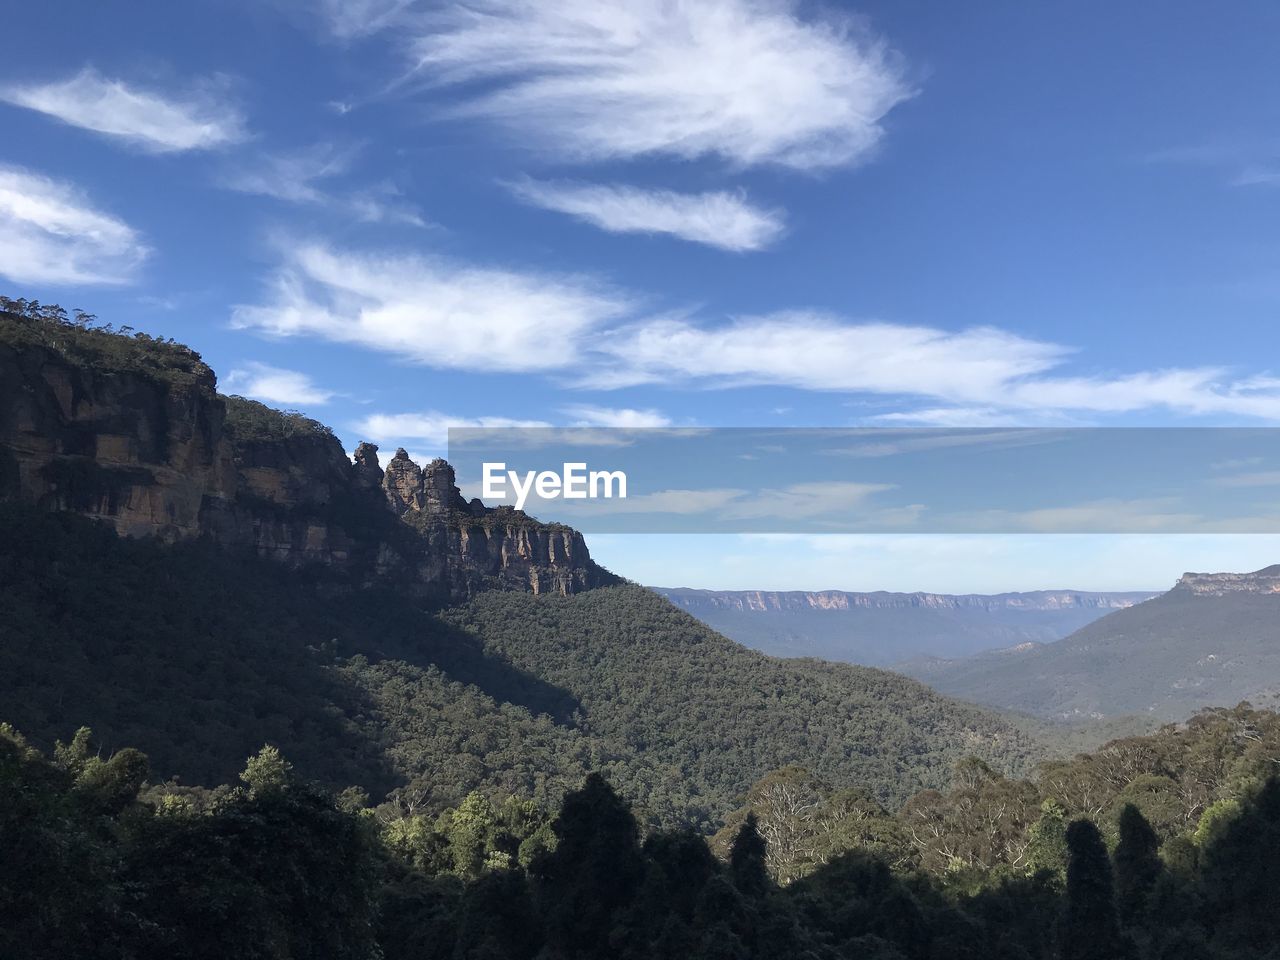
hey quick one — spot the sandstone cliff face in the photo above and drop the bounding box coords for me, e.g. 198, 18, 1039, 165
1175, 566, 1280, 596
0, 335, 234, 540
0, 311, 613, 599
659, 588, 1153, 614
380, 451, 611, 595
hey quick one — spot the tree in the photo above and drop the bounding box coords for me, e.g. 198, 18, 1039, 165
240, 744, 293, 796
1198, 776, 1280, 952
728, 813, 769, 897
1061, 819, 1129, 960
1027, 798, 1069, 883
1113, 804, 1162, 926
534, 774, 644, 959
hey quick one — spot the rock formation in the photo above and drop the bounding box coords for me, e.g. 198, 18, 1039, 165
1174, 565, 1280, 596
0, 308, 616, 599
658, 588, 1152, 614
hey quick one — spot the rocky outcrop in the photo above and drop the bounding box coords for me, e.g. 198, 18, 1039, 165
0, 309, 614, 599
1174, 565, 1280, 596
658, 588, 1154, 614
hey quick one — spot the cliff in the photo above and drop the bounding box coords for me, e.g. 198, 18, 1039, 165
1174, 565, 1280, 596
0, 306, 615, 598
657, 587, 1152, 614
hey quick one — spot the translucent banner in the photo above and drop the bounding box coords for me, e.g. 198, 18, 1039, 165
445, 428, 1280, 533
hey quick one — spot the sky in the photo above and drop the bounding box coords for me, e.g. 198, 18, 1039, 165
3, 0, 1280, 591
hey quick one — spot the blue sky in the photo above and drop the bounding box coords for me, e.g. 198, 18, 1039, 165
4, 0, 1280, 590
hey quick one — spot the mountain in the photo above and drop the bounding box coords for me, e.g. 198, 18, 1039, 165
0, 303, 613, 599
653, 587, 1154, 666
903, 567, 1280, 721
0, 303, 1045, 828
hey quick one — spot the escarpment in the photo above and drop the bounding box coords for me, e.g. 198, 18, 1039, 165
0, 307, 615, 599
1174, 565, 1280, 596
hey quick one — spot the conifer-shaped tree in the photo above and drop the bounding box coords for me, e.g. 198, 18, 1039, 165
1061, 819, 1129, 960
1113, 804, 1162, 926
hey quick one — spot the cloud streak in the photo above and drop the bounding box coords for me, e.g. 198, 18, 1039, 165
1, 68, 245, 152
0, 165, 149, 286
561, 405, 672, 428
508, 179, 784, 251
222, 362, 336, 406
221, 143, 425, 225
357, 411, 553, 447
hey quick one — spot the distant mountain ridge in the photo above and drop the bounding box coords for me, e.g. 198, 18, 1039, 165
652, 586, 1154, 666
904, 565, 1280, 721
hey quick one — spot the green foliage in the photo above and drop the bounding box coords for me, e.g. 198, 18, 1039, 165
4, 720, 1280, 959
0, 296, 212, 385
1027, 799, 1070, 883
242, 745, 294, 796
0, 503, 1040, 831
222, 394, 335, 442
449, 585, 1042, 827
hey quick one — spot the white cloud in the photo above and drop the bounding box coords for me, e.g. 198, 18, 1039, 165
871, 408, 1060, 428
585, 312, 1068, 397
222, 144, 353, 205
1, 68, 245, 153
561, 405, 672, 428
222, 362, 335, 406
0, 165, 149, 286
356, 411, 552, 447
407, 0, 913, 169
222, 143, 425, 225
232, 241, 633, 372
508, 179, 784, 251
236, 242, 1280, 423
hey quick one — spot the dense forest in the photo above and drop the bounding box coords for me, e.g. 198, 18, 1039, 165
4, 711, 1279, 960
0, 504, 1043, 829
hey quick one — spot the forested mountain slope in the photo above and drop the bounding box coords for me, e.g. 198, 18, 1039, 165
444, 586, 1042, 823
906, 569, 1280, 721
0, 502, 1042, 831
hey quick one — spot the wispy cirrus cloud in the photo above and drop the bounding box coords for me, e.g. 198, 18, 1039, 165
1, 67, 245, 153
583, 313, 1068, 397
406, 0, 913, 170
0, 165, 149, 286
316, 0, 416, 39
222, 362, 336, 406
507, 179, 784, 251
236, 242, 1280, 423
561, 405, 672, 429
221, 143, 425, 225
232, 241, 632, 372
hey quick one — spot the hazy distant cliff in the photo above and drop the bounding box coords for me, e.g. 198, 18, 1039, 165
653, 587, 1155, 666
659, 588, 1147, 614
1174, 565, 1280, 596
0, 306, 614, 599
